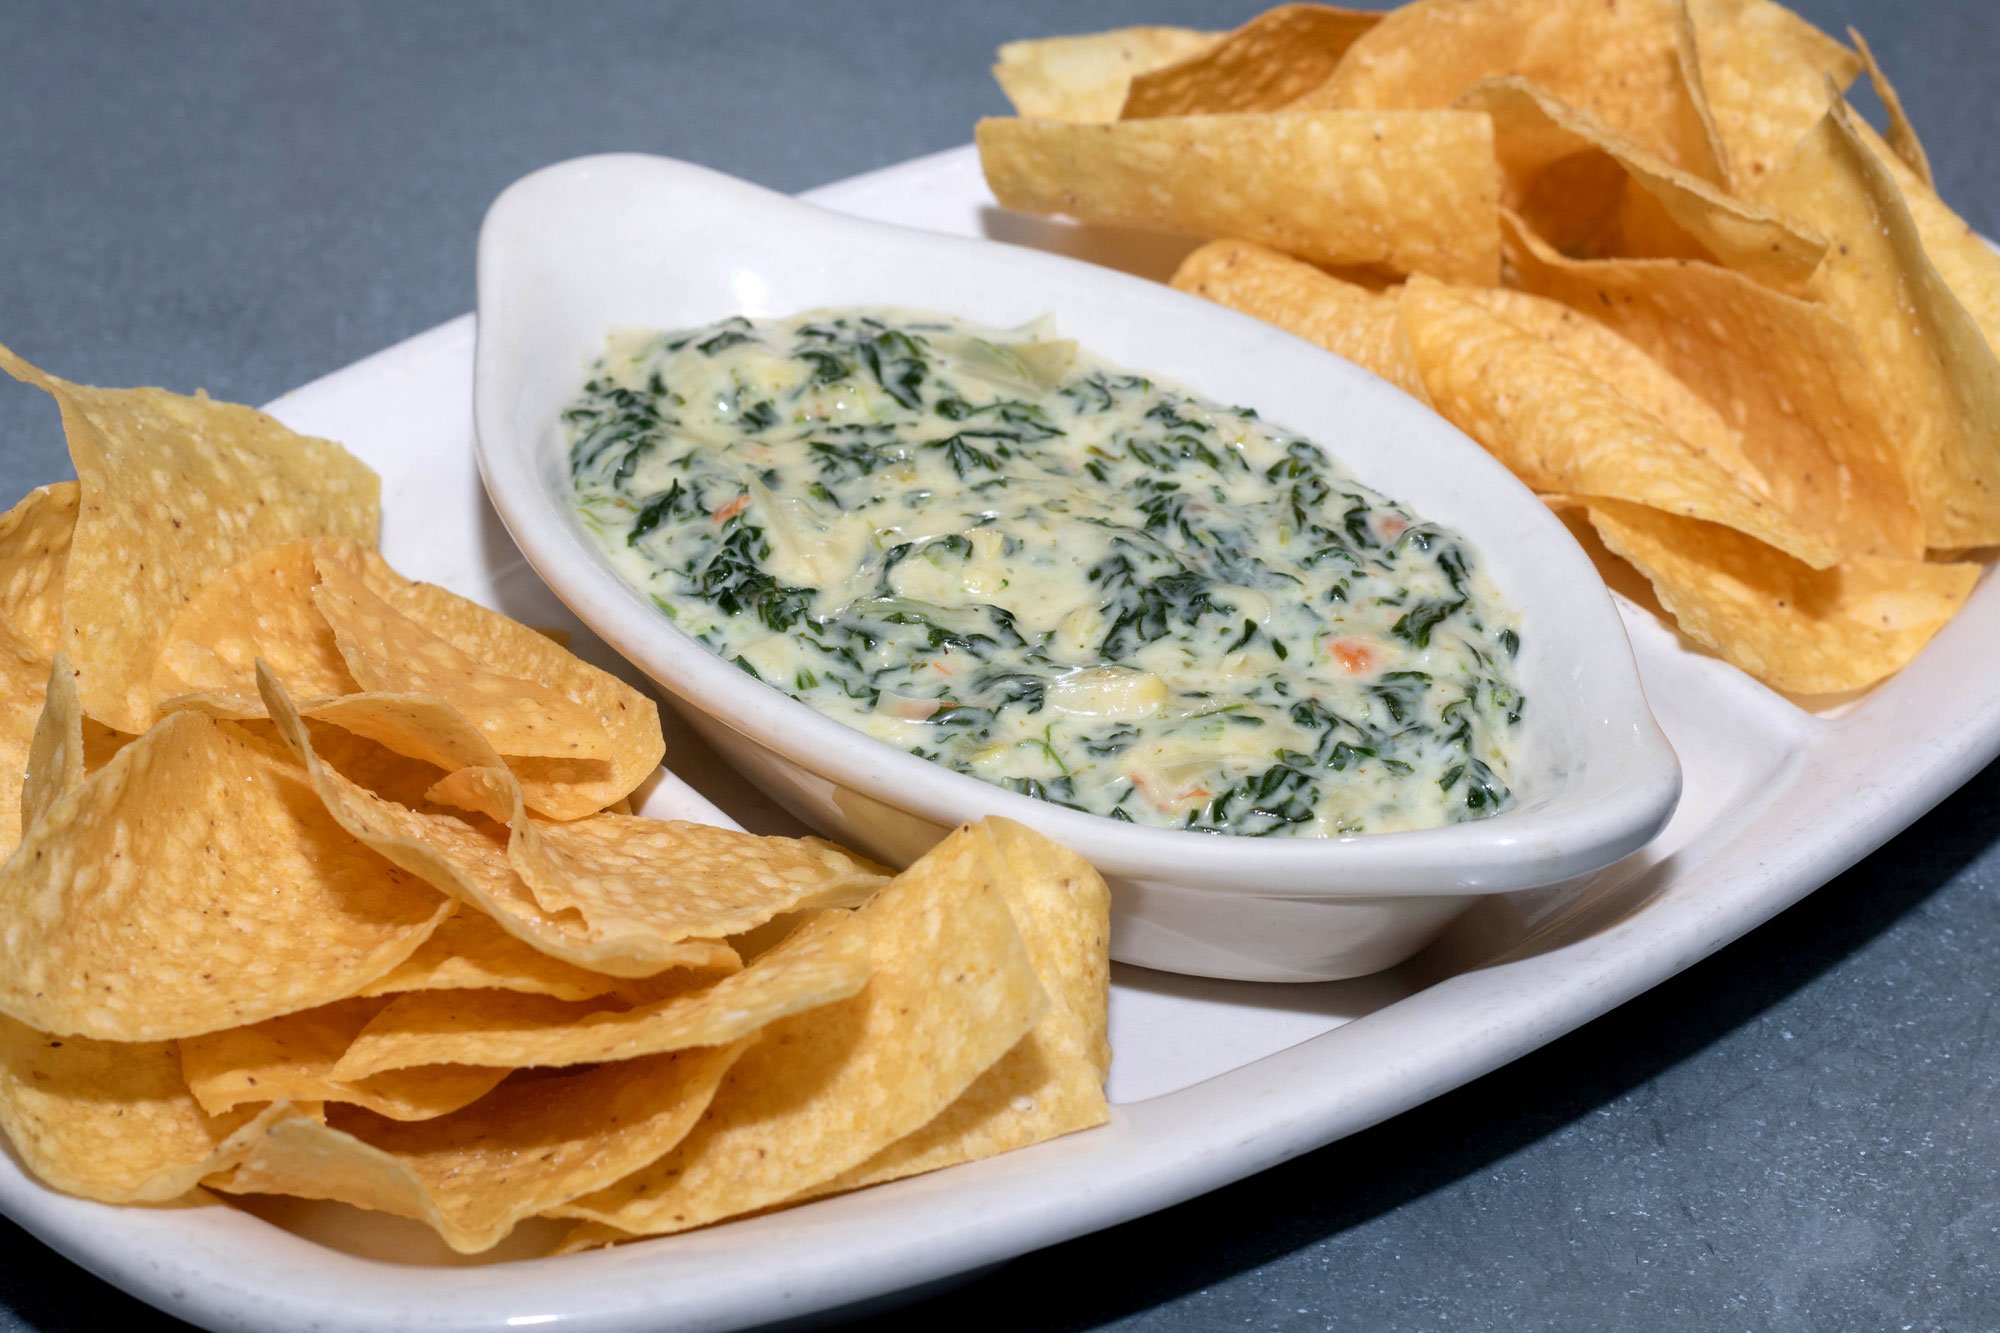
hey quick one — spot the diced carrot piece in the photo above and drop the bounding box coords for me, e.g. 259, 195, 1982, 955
1330, 638, 1375, 673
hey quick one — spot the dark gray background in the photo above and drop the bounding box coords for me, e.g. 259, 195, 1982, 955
0, 2, 1995, 1330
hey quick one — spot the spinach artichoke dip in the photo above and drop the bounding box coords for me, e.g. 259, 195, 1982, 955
565, 308, 1525, 837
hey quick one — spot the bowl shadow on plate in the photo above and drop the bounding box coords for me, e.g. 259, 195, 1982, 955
225, 1194, 569, 1267
976, 208, 1203, 285
1109, 957, 1416, 1021
1401, 853, 1681, 989
855, 752, 2000, 1333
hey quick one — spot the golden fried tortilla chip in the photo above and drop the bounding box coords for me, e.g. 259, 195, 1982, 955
552, 821, 1049, 1239
1398, 274, 1836, 567
1686, 0, 1860, 191
993, 27, 1217, 122
977, 111, 1501, 285
311, 549, 610, 762
321, 539, 663, 818
1757, 101, 2000, 548
179, 998, 509, 1122
302, 690, 508, 772
152, 543, 646, 817
433, 764, 887, 931
1845, 117, 2000, 367
1848, 27, 1930, 189
1501, 211, 1923, 560
150, 540, 356, 714
281, 716, 466, 808
980, 820, 1110, 1078
256, 667, 728, 978
0, 483, 76, 656
0, 709, 451, 1040
0, 348, 378, 732
801, 819, 1111, 1197
1120, 5, 1378, 119
518, 811, 889, 931
175, 687, 601, 840
0, 625, 48, 858
1574, 497, 1979, 694
332, 909, 867, 1078
20, 653, 82, 835
210, 1039, 751, 1254
0, 1015, 312, 1204
358, 909, 630, 1004
1170, 239, 1430, 402
1304, 0, 1724, 182
1457, 76, 1821, 288
425, 762, 887, 961
1459, 286, 1757, 482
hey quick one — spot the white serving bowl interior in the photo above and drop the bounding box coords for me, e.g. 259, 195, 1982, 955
473, 153, 1681, 981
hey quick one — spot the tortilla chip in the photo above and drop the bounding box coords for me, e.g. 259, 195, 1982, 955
255, 666, 727, 978
1398, 274, 1836, 567
357, 909, 630, 1004
210, 1039, 751, 1254
176, 688, 607, 841
154, 541, 649, 818
1460, 286, 1756, 482
993, 27, 1217, 122
433, 765, 888, 934
1501, 211, 1924, 560
322, 539, 663, 819
518, 812, 888, 930
0, 626, 49, 858
0, 347, 378, 732
149, 540, 355, 714
20, 653, 83, 835
1576, 498, 1979, 694
977, 111, 1501, 285
281, 716, 468, 809
1170, 239, 1430, 402
1120, 5, 1379, 119
332, 909, 867, 1077
1756, 101, 2000, 548
1848, 27, 1930, 189
0, 483, 76, 656
1457, 76, 1821, 288
303, 690, 509, 772
801, 819, 1111, 1197
0, 709, 449, 1040
1844, 117, 2000, 367
424, 761, 887, 964
1304, 0, 1724, 182
981, 820, 1111, 1078
179, 998, 509, 1121
311, 548, 610, 762
551, 821, 1049, 1239
1686, 0, 1860, 190
0, 1015, 311, 1204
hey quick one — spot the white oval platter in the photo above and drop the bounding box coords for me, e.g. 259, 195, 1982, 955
0, 146, 1993, 1333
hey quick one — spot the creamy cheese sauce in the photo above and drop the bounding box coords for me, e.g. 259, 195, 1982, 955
566, 309, 1525, 837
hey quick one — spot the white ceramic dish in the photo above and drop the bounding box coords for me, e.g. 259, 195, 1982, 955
8, 147, 1998, 1333
471, 153, 1681, 981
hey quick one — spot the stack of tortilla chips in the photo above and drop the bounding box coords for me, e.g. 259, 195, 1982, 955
0, 346, 1110, 1254
980, 0, 1997, 695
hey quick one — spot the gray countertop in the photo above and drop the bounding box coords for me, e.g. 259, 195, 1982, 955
0, 2, 1995, 1329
